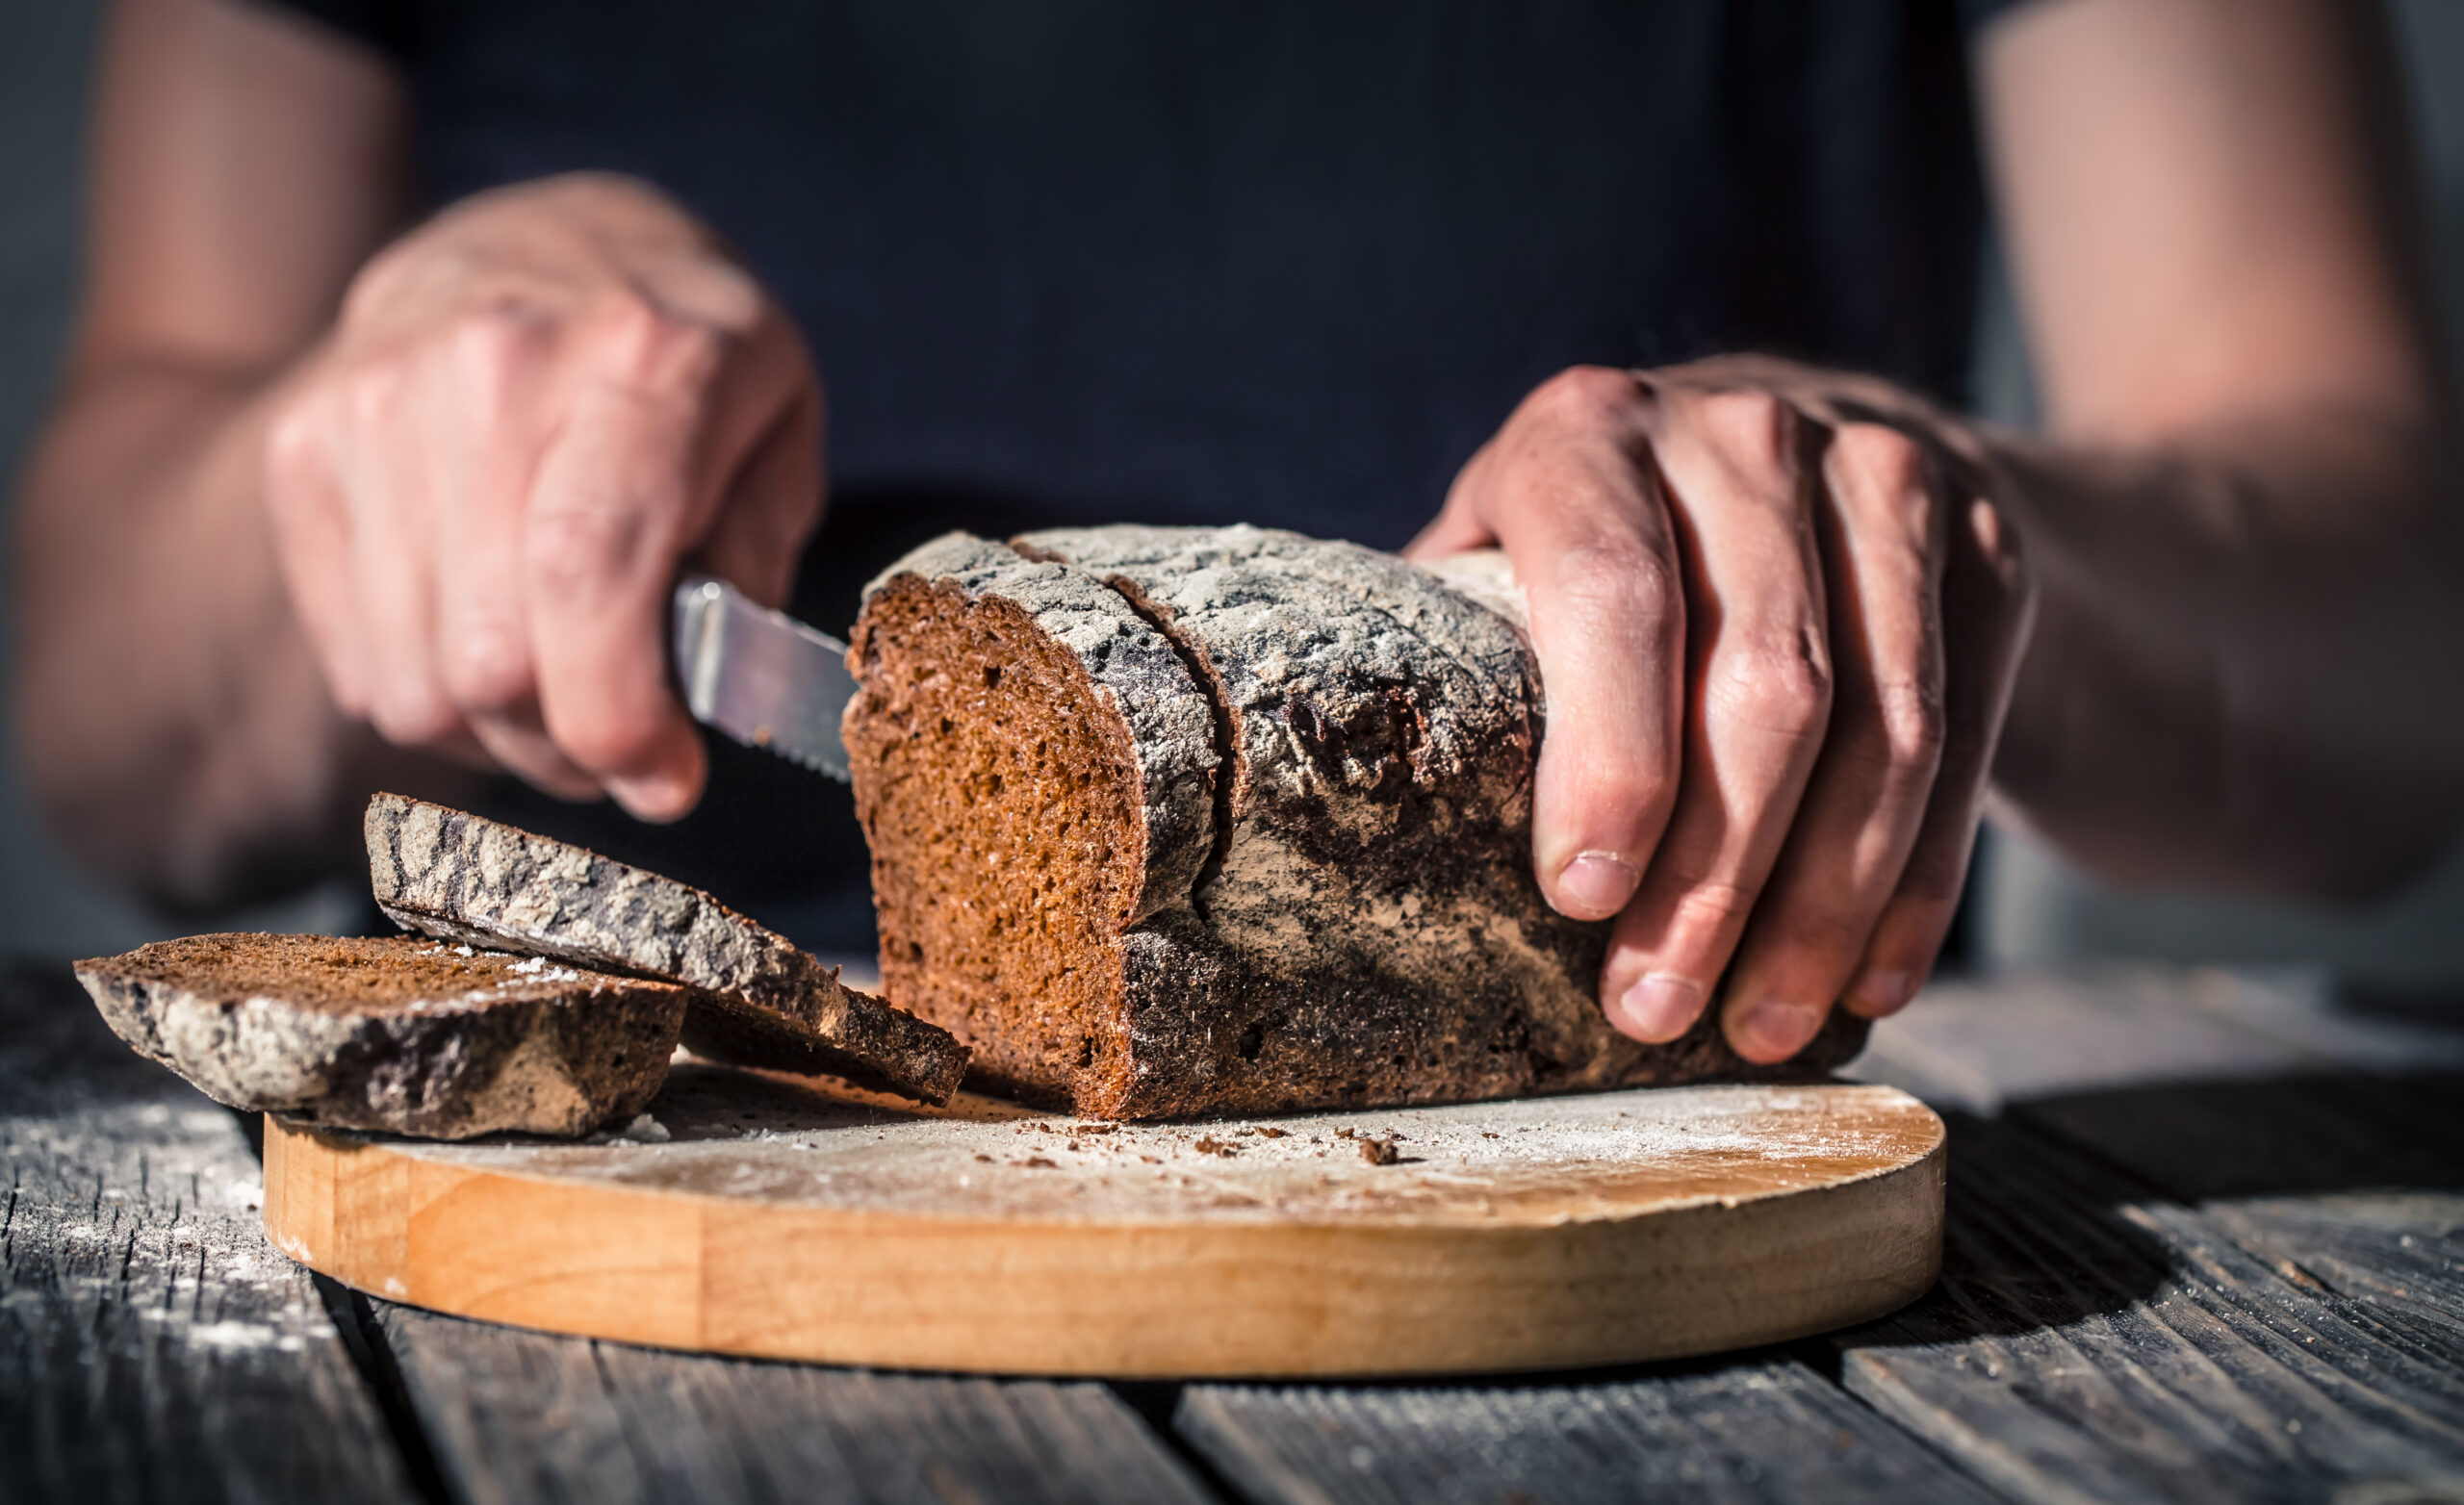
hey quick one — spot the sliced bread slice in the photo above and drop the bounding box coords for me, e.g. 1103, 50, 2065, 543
365, 793, 969, 1104
75, 932, 685, 1138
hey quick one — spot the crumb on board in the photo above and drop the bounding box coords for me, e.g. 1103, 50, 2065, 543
1193, 1135, 1236, 1157
1021, 1156, 1057, 1168
973, 1154, 991, 1163
1357, 1135, 1400, 1166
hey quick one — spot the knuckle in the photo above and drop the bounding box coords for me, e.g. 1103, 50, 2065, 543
1830, 422, 1930, 503
1707, 632, 1834, 738
1868, 675, 1948, 771
1693, 388, 1802, 472
441, 622, 534, 711
1548, 536, 1680, 625
588, 291, 723, 393
1523, 365, 1649, 429
1967, 497, 2029, 582
447, 303, 552, 387
261, 408, 328, 507
526, 505, 657, 599
342, 363, 409, 432
1662, 876, 1759, 934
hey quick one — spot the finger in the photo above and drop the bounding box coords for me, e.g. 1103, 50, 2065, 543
1403, 442, 1504, 561
1461, 368, 1686, 924
1843, 497, 2034, 1017
422, 306, 603, 799
1720, 424, 1948, 1061
264, 395, 378, 719
326, 363, 459, 749
1597, 388, 1835, 1048
524, 291, 766, 820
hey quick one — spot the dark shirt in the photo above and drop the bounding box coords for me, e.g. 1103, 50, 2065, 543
264, 0, 2012, 953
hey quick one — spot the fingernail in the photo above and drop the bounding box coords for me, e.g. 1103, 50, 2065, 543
1555, 851, 1641, 919
1848, 968, 1912, 1016
1613, 972, 1703, 1042
1733, 1000, 1823, 1060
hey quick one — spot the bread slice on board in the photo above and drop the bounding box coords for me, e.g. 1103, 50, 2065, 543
365, 793, 968, 1104
75, 932, 686, 1138
846, 523, 1868, 1120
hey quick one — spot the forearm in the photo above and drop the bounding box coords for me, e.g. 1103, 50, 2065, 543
1983, 404, 2464, 898
12, 356, 449, 908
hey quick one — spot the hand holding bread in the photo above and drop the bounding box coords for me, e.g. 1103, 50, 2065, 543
1408, 359, 2035, 1063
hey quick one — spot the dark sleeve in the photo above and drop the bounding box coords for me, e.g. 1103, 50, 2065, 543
245, 0, 414, 63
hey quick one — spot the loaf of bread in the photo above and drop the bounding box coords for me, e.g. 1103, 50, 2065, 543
845, 524, 1868, 1119
366, 793, 969, 1104
74, 933, 686, 1138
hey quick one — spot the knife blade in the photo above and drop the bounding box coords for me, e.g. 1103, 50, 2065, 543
670, 574, 855, 780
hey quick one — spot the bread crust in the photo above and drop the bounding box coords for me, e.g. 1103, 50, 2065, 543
75, 933, 685, 1138
365, 793, 968, 1104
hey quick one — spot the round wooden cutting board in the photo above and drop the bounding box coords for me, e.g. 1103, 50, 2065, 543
263, 1061, 1944, 1378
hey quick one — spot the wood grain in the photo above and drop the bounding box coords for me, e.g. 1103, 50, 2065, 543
264, 1063, 1945, 1377
1176, 1356, 1998, 1505
371, 1301, 1216, 1505
1835, 1113, 2464, 1503
0, 966, 418, 1505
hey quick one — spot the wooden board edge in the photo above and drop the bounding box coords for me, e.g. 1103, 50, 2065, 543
264, 1113, 1945, 1378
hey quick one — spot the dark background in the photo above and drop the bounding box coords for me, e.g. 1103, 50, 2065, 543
6, 0, 2464, 984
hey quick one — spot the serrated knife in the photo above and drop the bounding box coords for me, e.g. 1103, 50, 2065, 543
671, 574, 855, 780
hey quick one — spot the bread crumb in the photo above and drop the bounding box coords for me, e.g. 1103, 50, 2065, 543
973, 1154, 992, 1163
1021, 1156, 1057, 1168
1244, 1125, 1287, 1138
1357, 1135, 1400, 1166
1194, 1136, 1236, 1157
612, 1114, 670, 1144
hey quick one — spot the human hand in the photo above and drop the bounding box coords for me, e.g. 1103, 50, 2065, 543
262, 172, 823, 820
1407, 359, 2034, 1062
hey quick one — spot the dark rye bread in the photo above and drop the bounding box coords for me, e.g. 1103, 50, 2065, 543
846, 524, 1868, 1120
365, 793, 968, 1104
75, 933, 685, 1138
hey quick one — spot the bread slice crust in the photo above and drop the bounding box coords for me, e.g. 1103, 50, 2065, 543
365, 793, 968, 1104
75, 932, 685, 1138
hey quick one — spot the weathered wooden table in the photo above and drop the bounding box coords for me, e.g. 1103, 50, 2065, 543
7, 959, 2462, 1503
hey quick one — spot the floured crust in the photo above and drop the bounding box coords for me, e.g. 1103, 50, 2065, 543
365, 793, 968, 1104
851, 525, 1868, 1120
74, 932, 685, 1138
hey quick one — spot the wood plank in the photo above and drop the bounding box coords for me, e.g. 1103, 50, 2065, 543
2015, 1067, 2464, 1371
1836, 1113, 2464, 1504
2200, 1195, 2464, 1336
1176, 1356, 1998, 1505
372, 1301, 1220, 1505
0, 965, 419, 1504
